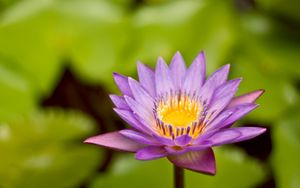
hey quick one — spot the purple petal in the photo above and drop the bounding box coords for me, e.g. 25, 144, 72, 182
84, 131, 145, 152
137, 62, 156, 97
113, 73, 132, 97
207, 127, 266, 146
199, 64, 230, 105
165, 144, 210, 155
205, 109, 234, 131
227, 89, 264, 108
168, 148, 216, 175
109, 95, 129, 110
191, 129, 220, 145
155, 57, 175, 96
182, 51, 206, 94
128, 77, 154, 111
124, 96, 155, 126
113, 108, 153, 134
136, 146, 168, 160
205, 103, 258, 131
152, 134, 175, 146
205, 78, 242, 122
218, 103, 259, 129
170, 51, 186, 89
120, 129, 159, 145
174, 135, 192, 146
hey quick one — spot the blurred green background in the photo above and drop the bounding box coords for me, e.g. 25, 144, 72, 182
0, 0, 299, 187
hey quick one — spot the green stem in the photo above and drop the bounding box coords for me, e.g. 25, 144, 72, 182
174, 165, 184, 188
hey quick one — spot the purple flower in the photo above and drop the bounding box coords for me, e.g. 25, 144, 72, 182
84, 51, 266, 175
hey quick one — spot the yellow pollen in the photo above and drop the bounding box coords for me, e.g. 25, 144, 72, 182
157, 96, 201, 127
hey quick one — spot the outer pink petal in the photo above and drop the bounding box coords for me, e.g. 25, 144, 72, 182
227, 89, 264, 108
168, 148, 216, 175
84, 131, 145, 152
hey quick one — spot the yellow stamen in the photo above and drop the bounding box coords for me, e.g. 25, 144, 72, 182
155, 95, 204, 139
157, 95, 201, 127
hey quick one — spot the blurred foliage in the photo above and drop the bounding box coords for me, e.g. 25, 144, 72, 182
272, 104, 300, 188
0, 109, 101, 188
0, 0, 299, 187
90, 148, 266, 188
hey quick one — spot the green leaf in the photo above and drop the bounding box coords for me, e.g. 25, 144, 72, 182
0, 63, 36, 120
89, 147, 266, 188
114, 0, 236, 87
0, 3, 63, 96
272, 105, 300, 188
0, 109, 102, 188
90, 155, 172, 188
231, 54, 298, 122
0, 0, 127, 94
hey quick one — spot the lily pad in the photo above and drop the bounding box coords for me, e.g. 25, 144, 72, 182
0, 109, 102, 188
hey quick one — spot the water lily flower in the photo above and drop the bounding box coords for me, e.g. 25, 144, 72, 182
84, 51, 266, 175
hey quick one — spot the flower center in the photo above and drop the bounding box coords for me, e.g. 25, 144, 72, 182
154, 94, 204, 139
157, 96, 200, 127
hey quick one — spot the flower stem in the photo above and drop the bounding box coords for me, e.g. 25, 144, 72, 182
174, 165, 184, 188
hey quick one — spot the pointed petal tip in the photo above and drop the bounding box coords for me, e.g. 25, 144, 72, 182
127, 76, 135, 83
109, 95, 130, 110
220, 64, 231, 73
197, 50, 206, 60
175, 51, 181, 56
258, 127, 267, 134
83, 131, 145, 152
227, 89, 265, 108
136, 60, 145, 68
208, 127, 267, 146
112, 72, 122, 78
235, 77, 243, 82
224, 63, 231, 69
112, 107, 119, 113
230, 77, 243, 86
172, 51, 184, 61
157, 56, 164, 61
157, 56, 167, 64
156, 57, 168, 69
109, 94, 119, 102
83, 137, 93, 144
256, 89, 265, 97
